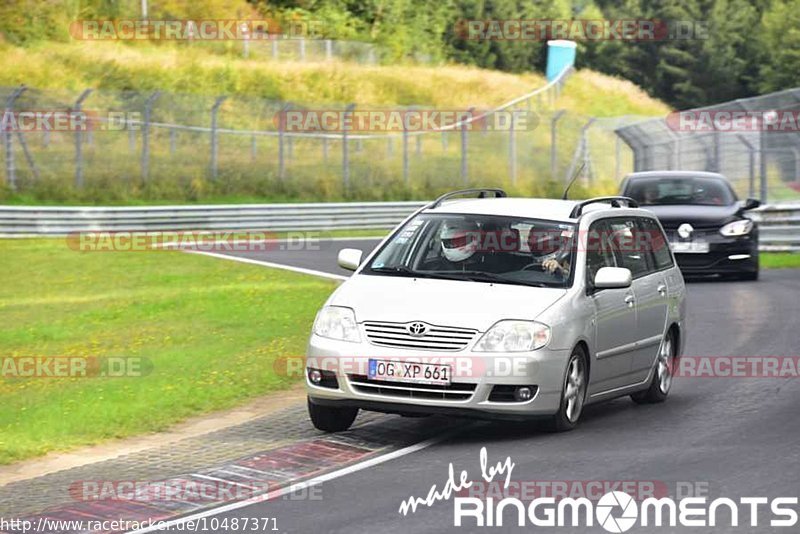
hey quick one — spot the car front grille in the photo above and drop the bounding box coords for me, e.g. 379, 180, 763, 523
347, 374, 476, 401
362, 321, 477, 351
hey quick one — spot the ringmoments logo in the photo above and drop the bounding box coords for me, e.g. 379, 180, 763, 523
453, 492, 800, 529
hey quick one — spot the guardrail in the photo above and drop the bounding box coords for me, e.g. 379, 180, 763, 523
0, 202, 425, 235
749, 204, 800, 252
1, 202, 798, 252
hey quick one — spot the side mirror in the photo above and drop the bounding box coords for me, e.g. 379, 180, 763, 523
337, 248, 363, 272
742, 198, 761, 210
594, 267, 632, 290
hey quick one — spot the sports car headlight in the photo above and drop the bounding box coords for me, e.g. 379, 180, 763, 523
313, 306, 361, 343
719, 219, 753, 237
474, 320, 550, 352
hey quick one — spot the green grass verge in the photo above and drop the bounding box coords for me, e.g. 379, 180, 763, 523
0, 238, 337, 465
761, 252, 800, 269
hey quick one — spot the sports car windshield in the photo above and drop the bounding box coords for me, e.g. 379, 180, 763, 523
364, 214, 577, 288
625, 176, 737, 206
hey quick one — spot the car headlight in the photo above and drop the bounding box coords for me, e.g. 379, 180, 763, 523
719, 219, 753, 237
474, 320, 550, 352
313, 306, 361, 343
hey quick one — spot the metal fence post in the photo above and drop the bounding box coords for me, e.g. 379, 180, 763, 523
272, 39, 278, 59
321, 137, 328, 164
241, 22, 250, 59
759, 130, 768, 202
402, 125, 409, 186
342, 104, 355, 192
210, 96, 227, 181
508, 111, 517, 185
550, 110, 566, 180
3, 87, 25, 190
460, 108, 472, 186
141, 91, 160, 183
299, 38, 306, 61
251, 135, 257, 161
169, 128, 176, 154
278, 103, 289, 181
565, 118, 595, 184
73, 88, 92, 188
15, 129, 39, 182
325, 39, 332, 61
737, 134, 757, 198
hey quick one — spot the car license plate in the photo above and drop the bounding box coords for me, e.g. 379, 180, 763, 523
670, 241, 709, 253
368, 359, 451, 386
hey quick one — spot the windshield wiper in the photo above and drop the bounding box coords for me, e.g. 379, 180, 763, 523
371, 266, 477, 282
370, 266, 457, 280
432, 270, 552, 288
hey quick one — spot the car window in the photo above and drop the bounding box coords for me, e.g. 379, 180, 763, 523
624, 176, 736, 206
585, 219, 617, 284
366, 213, 578, 288
637, 217, 674, 271
606, 218, 651, 278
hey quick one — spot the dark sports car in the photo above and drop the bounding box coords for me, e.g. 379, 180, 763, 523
620, 171, 761, 280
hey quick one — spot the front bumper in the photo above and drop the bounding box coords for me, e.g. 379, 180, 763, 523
304, 333, 571, 418
671, 232, 759, 275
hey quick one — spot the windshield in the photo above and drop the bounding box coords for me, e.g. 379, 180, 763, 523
625, 176, 737, 206
364, 214, 577, 288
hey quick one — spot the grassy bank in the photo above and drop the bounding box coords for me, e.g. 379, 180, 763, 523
761, 252, 800, 269
0, 239, 336, 465
0, 41, 669, 205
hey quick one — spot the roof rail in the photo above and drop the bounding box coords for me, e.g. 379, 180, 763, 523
429, 188, 507, 209
569, 196, 639, 218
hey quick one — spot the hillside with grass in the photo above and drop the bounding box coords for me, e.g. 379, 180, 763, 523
0, 38, 670, 205
0, 41, 668, 115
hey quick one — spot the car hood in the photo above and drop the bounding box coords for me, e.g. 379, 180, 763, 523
639, 204, 742, 228
328, 274, 567, 332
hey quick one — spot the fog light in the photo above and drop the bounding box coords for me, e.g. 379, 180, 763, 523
308, 369, 323, 384
514, 386, 534, 402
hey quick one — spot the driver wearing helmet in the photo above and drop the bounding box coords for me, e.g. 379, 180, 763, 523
438, 219, 482, 268
528, 227, 572, 277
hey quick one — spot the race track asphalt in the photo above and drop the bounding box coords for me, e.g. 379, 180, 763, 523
191, 240, 800, 534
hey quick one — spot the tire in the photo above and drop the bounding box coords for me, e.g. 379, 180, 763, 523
548, 346, 588, 432
631, 330, 676, 404
307, 398, 358, 432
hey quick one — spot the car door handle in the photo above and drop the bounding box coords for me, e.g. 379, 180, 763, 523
624, 295, 635, 307
657, 284, 667, 296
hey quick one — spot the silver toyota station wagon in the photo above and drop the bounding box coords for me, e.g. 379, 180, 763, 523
305, 189, 686, 432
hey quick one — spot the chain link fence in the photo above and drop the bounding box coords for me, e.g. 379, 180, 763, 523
1, 69, 645, 204
615, 88, 800, 204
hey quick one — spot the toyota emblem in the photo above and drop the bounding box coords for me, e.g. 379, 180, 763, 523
406, 322, 428, 337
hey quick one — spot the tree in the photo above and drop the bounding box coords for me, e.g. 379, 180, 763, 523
758, 0, 800, 93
